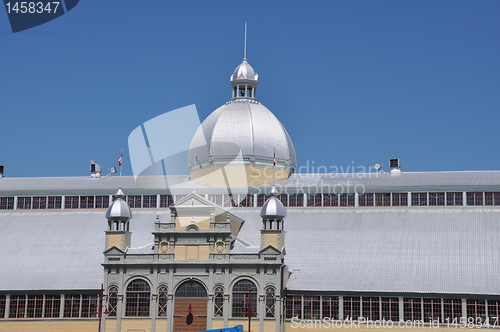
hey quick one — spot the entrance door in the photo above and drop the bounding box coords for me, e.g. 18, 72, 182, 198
173, 280, 208, 332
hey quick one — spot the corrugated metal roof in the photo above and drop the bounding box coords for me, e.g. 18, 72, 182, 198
1, 202, 500, 295
234, 207, 500, 295
2, 171, 500, 196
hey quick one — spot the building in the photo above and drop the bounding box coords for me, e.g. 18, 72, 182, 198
1, 55, 500, 332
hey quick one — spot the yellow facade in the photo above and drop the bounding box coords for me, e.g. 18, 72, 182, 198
191, 164, 290, 187
262, 232, 280, 249
106, 232, 131, 251
0, 320, 97, 332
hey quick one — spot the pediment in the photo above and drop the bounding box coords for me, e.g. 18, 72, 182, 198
104, 246, 125, 255
170, 192, 216, 209
259, 245, 282, 255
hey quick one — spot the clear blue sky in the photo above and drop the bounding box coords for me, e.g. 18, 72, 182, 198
1, 1, 499, 177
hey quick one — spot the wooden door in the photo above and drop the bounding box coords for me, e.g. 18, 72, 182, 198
173, 280, 208, 332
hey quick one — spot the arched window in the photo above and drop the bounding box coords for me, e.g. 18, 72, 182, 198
232, 280, 257, 317
214, 286, 224, 317
175, 280, 207, 297
158, 286, 168, 317
107, 286, 118, 317
265, 287, 276, 317
126, 280, 151, 317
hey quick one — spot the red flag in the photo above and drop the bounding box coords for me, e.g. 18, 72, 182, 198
118, 153, 123, 167
273, 147, 276, 166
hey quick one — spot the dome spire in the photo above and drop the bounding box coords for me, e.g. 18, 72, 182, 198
244, 22, 247, 60
231, 23, 258, 100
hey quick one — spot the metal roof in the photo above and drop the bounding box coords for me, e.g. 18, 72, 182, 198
187, 99, 297, 170
0, 205, 499, 294
234, 207, 500, 295
2, 171, 500, 196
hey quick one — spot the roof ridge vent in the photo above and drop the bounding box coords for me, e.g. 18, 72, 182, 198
389, 158, 401, 175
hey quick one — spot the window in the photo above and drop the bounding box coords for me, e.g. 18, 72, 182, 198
175, 280, 207, 298
0, 295, 5, 318
285, 295, 302, 319
208, 194, 223, 206
9, 295, 26, 318
239, 194, 254, 207
214, 286, 224, 317
446, 192, 463, 206
323, 194, 338, 207
343, 297, 360, 319
303, 296, 320, 319
47, 196, 62, 209
64, 295, 81, 318
380, 297, 399, 321
80, 196, 95, 209
322, 296, 339, 320
160, 195, 174, 208
107, 286, 118, 317
467, 300, 486, 320
257, 194, 267, 207
429, 193, 445, 206
443, 299, 461, 321
142, 195, 157, 208
0, 197, 14, 210
81, 295, 98, 317
362, 297, 380, 320
392, 193, 408, 206
95, 196, 109, 208
232, 280, 257, 318
485, 192, 500, 206
127, 195, 142, 208
44, 295, 60, 318
412, 193, 428, 206
358, 193, 374, 207
488, 300, 500, 321
289, 194, 304, 207
423, 298, 441, 321
26, 295, 43, 318
126, 280, 151, 317
65, 196, 79, 209
265, 287, 276, 318
307, 194, 322, 207
404, 298, 422, 321
375, 193, 391, 207
278, 194, 288, 207
339, 194, 355, 207
223, 194, 238, 208
17, 197, 32, 210
32, 197, 47, 209
158, 286, 168, 317
467, 192, 483, 206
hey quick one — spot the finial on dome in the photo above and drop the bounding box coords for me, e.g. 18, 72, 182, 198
260, 186, 286, 220
106, 188, 132, 222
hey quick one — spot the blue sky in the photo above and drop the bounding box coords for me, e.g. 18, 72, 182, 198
1, 1, 499, 177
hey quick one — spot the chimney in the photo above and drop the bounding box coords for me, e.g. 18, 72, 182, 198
389, 158, 401, 175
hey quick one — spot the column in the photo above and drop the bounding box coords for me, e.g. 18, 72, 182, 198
207, 295, 214, 330
116, 295, 124, 332
166, 294, 174, 332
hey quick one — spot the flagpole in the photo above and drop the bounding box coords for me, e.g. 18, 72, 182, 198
273, 146, 276, 184
193, 150, 197, 193
119, 149, 123, 189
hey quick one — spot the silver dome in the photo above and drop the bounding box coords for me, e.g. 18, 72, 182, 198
188, 99, 296, 171
260, 187, 286, 219
105, 189, 132, 221
230, 58, 258, 83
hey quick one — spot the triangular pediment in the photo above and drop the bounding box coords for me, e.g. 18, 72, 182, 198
170, 192, 216, 209
104, 246, 125, 255
260, 245, 282, 255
